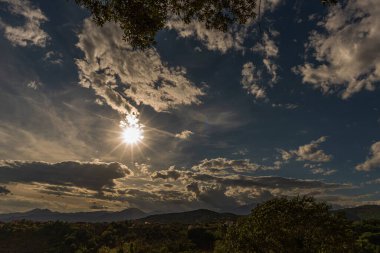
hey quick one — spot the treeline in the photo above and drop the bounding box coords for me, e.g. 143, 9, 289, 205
0, 197, 379, 253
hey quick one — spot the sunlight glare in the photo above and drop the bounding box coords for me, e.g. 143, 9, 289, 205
120, 113, 144, 145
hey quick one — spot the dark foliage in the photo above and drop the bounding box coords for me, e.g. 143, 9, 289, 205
188, 227, 215, 250
74, 0, 338, 49
0, 197, 379, 252
216, 196, 356, 253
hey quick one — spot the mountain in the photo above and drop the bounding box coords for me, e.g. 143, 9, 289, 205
139, 209, 238, 224
230, 203, 257, 215
0, 208, 237, 223
337, 205, 380, 220
0, 208, 147, 222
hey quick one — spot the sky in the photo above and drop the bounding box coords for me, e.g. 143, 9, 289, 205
0, 0, 379, 214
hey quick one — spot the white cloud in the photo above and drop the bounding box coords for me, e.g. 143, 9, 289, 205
241, 62, 267, 100
175, 130, 193, 140
281, 136, 333, 162
76, 19, 204, 114
356, 141, 380, 171
295, 0, 380, 99
167, 18, 247, 54
0, 0, 50, 47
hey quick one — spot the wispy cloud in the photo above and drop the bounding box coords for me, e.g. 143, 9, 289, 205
251, 31, 280, 84
241, 62, 267, 100
0, 0, 50, 47
26, 80, 42, 90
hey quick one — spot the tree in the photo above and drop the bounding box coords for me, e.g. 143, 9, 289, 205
217, 196, 355, 253
74, 0, 339, 49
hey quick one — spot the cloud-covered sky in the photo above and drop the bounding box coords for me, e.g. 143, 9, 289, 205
0, 0, 379, 213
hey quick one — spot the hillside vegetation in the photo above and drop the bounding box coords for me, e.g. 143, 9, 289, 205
0, 197, 379, 253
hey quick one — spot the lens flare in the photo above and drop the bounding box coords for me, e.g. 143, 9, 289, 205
120, 113, 144, 145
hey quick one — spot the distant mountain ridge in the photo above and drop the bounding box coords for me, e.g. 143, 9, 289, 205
0, 208, 238, 223
0, 205, 379, 223
337, 205, 380, 220
139, 209, 238, 224
0, 208, 147, 222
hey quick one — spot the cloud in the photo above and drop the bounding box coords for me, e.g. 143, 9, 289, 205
295, 0, 380, 99
0, 185, 10, 195
280, 136, 333, 162
166, 0, 283, 54
242, 31, 280, 100
26, 80, 42, 90
260, 0, 283, 13
186, 181, 200, 196
366, 178, 380, 184
167, 18, 247, 54
0, 0, 50, 47
311, 168, 337, 176
151, 166, 181, 181
241, 62, 267, 100
252, 31, 280, 84
193, 174, 344, 190
271, 103, 298, 110
0, 157, 351, 213
188, 107, 249, 131
304, 163, 336, 176
175, 130, 193, 140
0, 90, 109, 162
89, 203, 108, 210
193, 157, 277, 174
76, 19, 204, 114
233, 149, 249, 156
356, 141, 380, 171
43, 51, 63, 65
0, 160, 131, 191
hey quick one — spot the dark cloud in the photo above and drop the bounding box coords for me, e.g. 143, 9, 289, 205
0, 185, 10, 195
89, 203, 108, 210
197, 185, 238, 210
186, 181, 200, 196
194, 157, 277, 173
0, 160, 130, 191
151, 167, 181, 180
194, 174, 345, 190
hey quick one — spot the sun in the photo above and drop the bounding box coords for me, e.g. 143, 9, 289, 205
120, 113, 144, 145
122, 126, 143, 144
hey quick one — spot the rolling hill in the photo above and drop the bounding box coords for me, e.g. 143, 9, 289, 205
139, 209, 238, 224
